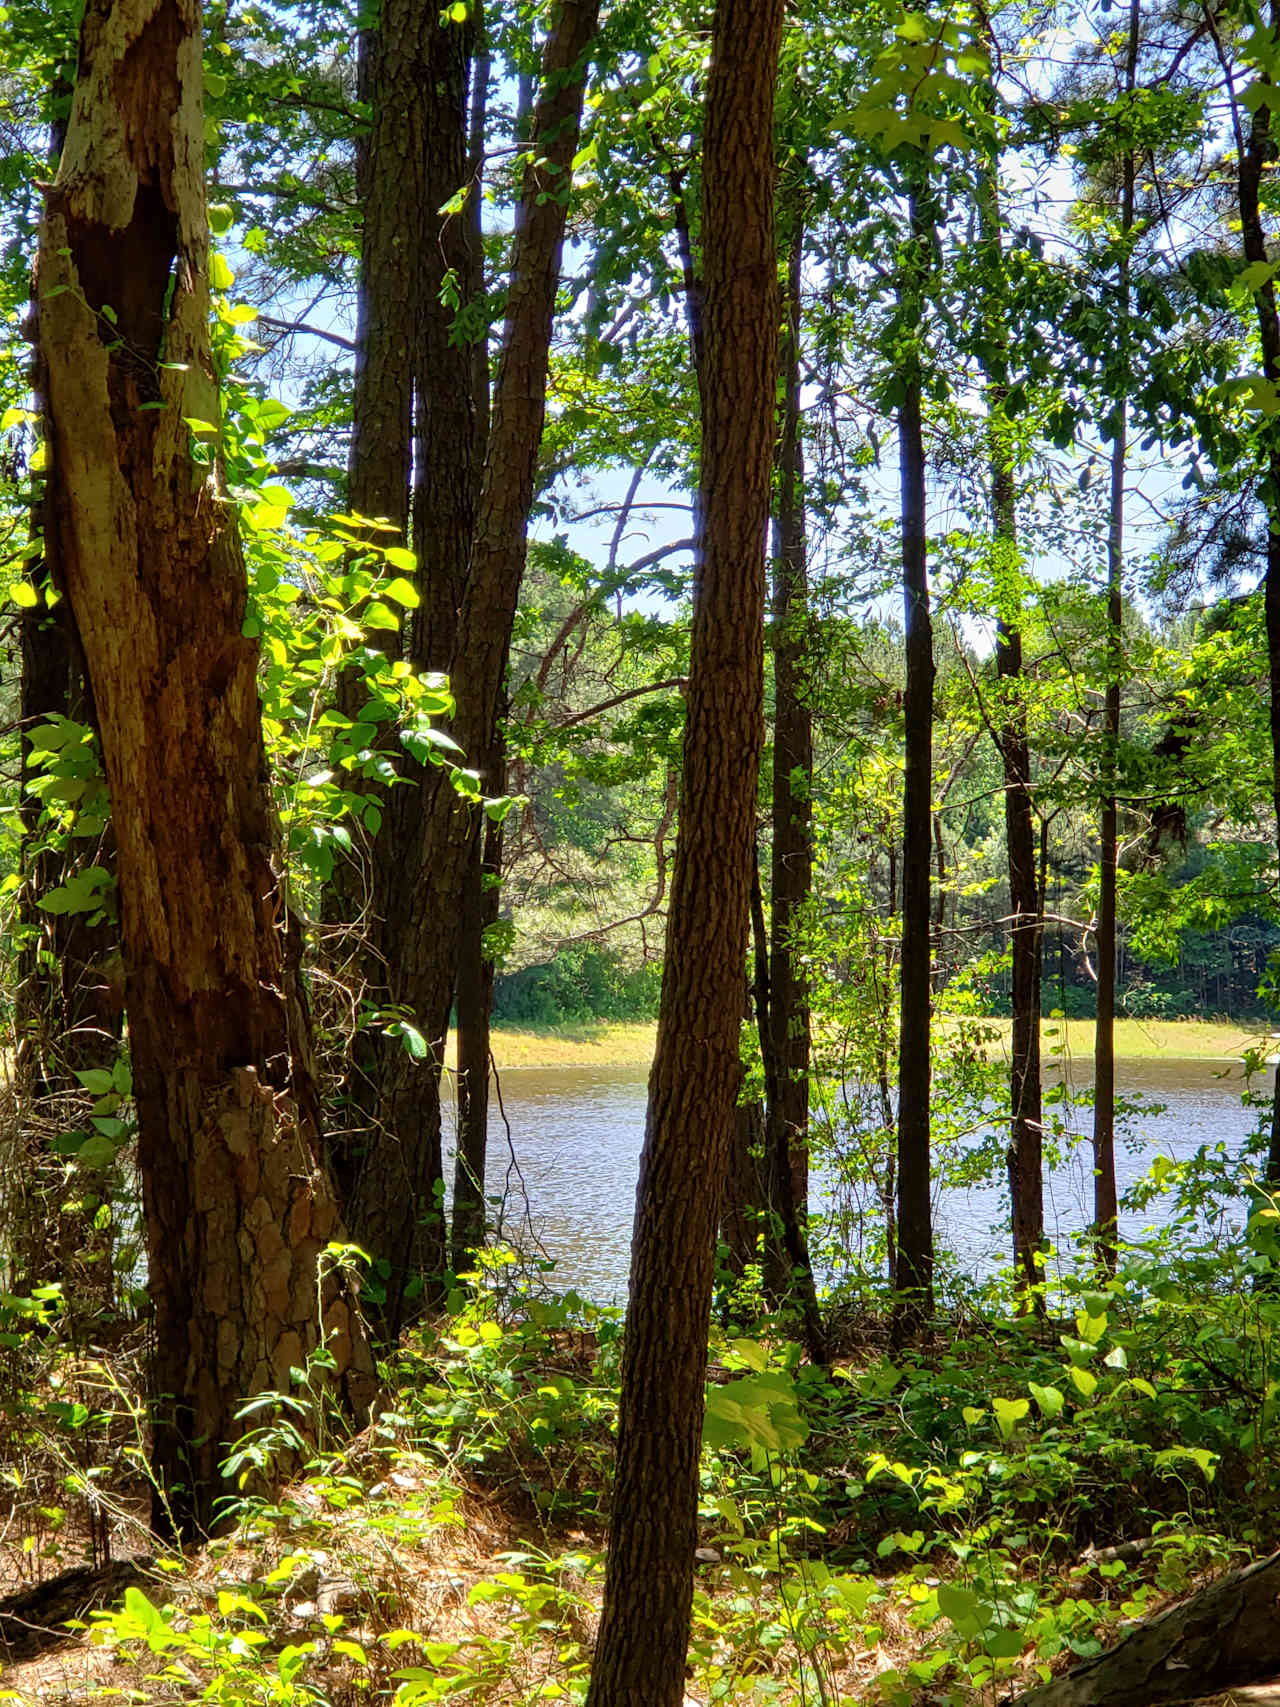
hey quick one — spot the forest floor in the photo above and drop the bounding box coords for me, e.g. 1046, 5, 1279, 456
0, 1285, 1276, 1707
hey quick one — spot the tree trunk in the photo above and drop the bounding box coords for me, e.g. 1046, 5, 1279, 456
895, 177, 936, 1333
975, 143, 1046, 1297
1093, 0, 1139, 1271
328, 0, 477, 1287
452, 798, 503, 1272
751, 861, 826, 1363
585, 0, 785, 1696
1015, 1550, 1280, 1707
35, 0, 374, 1537
1231, 0, 1280, 1187
767, 222, 815, 1226
347, 0, 600, 1336
450, 20, 497, 1279
13, 101, 122, 1115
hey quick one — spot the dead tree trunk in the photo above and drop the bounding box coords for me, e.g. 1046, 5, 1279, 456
36, 0, 374, 1536
1013, 1550, 1280, 1707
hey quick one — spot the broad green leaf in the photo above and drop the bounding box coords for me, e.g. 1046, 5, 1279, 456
992, 1397, 1029, 1440
382, 576, 421, 608
1028, 1382, 1064, 1419
1068, 1366, 1098, 1398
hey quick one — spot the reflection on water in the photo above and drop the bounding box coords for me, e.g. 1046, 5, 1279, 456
444, 1054, 1262, 1304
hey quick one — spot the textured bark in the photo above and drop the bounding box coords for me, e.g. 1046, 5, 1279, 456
585, 0, 785, 1696
1093, 0, 1140, 1269
13, 105, 122, 1113
767, 226, 815, 1226
450, 23, 497, 1279
1014, 1550, 1280, 1707
975, 150, 1045, 1295
452, 799, 503, 1272
35, 0, 373, 1535
1232, 0, 1280, 1187
345, 0, 600, 1334
328, 0, 476, 1258
895, 180, 936, 1332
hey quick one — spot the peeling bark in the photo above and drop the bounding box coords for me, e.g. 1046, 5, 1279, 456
36, 0, 373, 1536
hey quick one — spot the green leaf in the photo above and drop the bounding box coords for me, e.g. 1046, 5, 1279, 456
8, 582, 39, 609
384, 546, 417, 571
937, 1582, 979, 1628
1028, 1382, 1064, 1419
209, 251, 235, 291
992, 1397, 1029, 1440
382, 576, 420, 608
399, 1023, 428, 1061
208, 203, 235, 236
1068, 1366, 1098, 1399
985, 1628, 1026, 1659
363, 600, 400, 631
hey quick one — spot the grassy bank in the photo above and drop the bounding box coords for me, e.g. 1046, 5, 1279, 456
987, 1015, 1265, 1063
448, 1015, 1266, 1072
445, 1020, 658, 1070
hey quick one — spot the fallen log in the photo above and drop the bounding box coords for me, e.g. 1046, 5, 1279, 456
1013, 1550, 1280, 1707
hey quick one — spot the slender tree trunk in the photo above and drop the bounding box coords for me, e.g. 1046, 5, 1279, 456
1231, 0, 1280, 1186
585, 0, 785, 1695
1093, 0, 1140, 1270
895, 177, 936, 1332
751, 863, 827, 1364
767, 223, 815, 1225
975, 142, 1045, 1296
328, 2, 477, 1283
452, 795, 503, 1272
347, 0, 600, 1336
450, 20, 498, 1276
35, 0, 374, 1536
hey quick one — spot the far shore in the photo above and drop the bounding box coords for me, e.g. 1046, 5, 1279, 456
446, 1015, 1268, 1073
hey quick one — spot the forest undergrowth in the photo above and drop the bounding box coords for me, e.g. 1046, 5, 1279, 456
2, 1220, 1279, 1707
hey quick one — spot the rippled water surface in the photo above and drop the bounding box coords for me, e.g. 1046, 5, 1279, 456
444, 1054, 1261, 1302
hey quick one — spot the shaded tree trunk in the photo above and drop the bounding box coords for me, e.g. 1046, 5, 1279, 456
767, 223, 815, 1226
585, 0, 785, 1694
1093, 0, 1140, 1270
1016, 1549, 1280, 1707
1228, 0, 1280, 1188
328, 0, 477, 1287
751, 862, 826, 1364
451, 21, 499, 1277
13, 98, 121, 1113
895, 177, 936, 1333
975, 144, 1045, 1297
35, 0, 374, 1536
346, 0, 600, 1336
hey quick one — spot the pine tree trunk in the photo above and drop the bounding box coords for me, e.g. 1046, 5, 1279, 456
895, 180, 936, 1333
585, 0, 785, 1695
35, 0, 374, 1536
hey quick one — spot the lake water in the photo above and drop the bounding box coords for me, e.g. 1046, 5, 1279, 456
444, 1054, 1264, 1303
